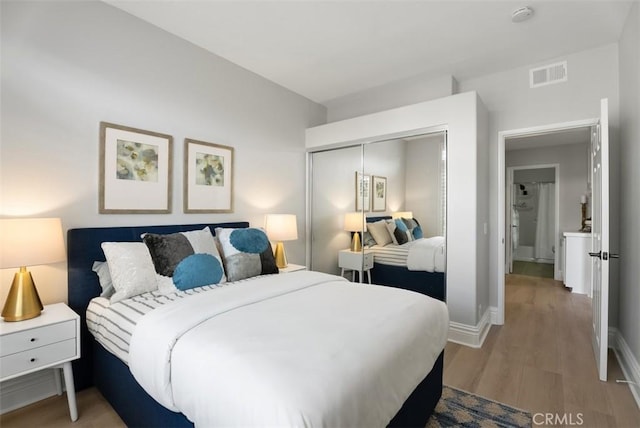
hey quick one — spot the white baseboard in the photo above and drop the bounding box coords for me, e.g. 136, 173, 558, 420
448, 308, 492, 348
609, 327, 640, 409
0, 370, 59, 414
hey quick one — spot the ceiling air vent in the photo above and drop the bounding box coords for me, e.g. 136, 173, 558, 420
529, 61, 567, 88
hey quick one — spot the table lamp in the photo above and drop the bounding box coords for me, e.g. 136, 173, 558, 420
344, 212, 367, 252
1, 218, 66, 321
264, 214, 298, 269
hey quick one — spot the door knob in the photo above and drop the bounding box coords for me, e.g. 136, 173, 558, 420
588, 251, 602, 259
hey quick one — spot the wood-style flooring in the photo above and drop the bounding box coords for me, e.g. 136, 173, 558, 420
444, 273, 640, 427
512, 260, 555, 278
2, 273, 639, 427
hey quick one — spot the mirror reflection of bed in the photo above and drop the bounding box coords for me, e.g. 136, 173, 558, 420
309, 130, 446, 300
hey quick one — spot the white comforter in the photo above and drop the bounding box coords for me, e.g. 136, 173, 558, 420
407, 236, 446, 272
129, 271, 448, 427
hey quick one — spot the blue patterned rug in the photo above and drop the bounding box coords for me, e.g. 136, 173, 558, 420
427, 386, 531, 427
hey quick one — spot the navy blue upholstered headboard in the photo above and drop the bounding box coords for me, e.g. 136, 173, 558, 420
366, 215, 392, 223
67, 222, 249, 390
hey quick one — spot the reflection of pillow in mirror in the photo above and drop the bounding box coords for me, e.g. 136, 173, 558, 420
362, 230, 376, 247
367, 220, 392, 246
394, 219, 411, 244
402, 217, 421, 241
386, 220, 409, 245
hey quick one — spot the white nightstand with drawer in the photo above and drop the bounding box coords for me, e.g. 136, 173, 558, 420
0, 303, 80, 421
338, 249, 373, 284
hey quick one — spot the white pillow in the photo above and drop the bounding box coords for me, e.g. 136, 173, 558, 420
367, 220, 393, 246
101, 242, 158, 303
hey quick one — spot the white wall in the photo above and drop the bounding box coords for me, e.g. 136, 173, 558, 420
0, 1, 326, 306
618, 2, 640, 383
307, 91, 486, 327
404, 134, 443, 236
325, 74, 457, 122
458, 44, 621, 324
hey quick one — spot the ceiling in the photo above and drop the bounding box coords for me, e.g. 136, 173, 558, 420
104, 1, 633, 104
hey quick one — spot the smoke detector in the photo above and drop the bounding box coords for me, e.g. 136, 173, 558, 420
512, 6, 534, 23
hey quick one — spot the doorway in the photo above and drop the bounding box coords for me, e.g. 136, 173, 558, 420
496, 118, 598, 325
507, 165, 559, 280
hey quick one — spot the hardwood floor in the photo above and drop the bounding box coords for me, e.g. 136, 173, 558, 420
2, 273, 639, 427
445, 273, 640, 427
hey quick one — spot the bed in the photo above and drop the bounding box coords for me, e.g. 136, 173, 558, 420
68, 222, 448, 427
365, 216, 446, 301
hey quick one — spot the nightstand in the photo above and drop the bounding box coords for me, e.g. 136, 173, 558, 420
338, 249, 373, 284
0, 303, 80, 421
279, 263, 306, 273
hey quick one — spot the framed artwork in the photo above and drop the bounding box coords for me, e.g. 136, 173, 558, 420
355, 172, 370, 212
99, 122, 172, 214
184, 139, 234, 213
372, 175, 387, 212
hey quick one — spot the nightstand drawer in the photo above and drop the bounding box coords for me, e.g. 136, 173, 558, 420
0, 338, 76, 379
363, 252, 374, 270
0, 320, 76, 357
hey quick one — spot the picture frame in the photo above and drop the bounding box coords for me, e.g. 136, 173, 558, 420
355, 172, 371, 212
99, 122, 172, 214
372, 175, 387, 212
184, 138, 234, 213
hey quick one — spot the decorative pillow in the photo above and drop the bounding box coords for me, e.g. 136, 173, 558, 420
402, 217, 423, 240
362, 230, 377, 247
367, 220, 393, 246
215, 227, 278, 281
92, 261, 115, 298
101, 242, 158, 303
385, 219, 410, 245
394, 219, 411, 244
142, 227, 226, 291
385, 220, 399, 245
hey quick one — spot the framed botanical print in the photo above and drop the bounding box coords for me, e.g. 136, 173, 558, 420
372, 175, 387, 212
184, 139, 234, 213
99, 122, 172, 214
355, 171, 370, 212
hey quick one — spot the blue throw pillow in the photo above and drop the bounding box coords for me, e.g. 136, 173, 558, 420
215, 227, 279, 281
395, 219, 409, 232
173, 254, 224, 291
413, 226, 424, 239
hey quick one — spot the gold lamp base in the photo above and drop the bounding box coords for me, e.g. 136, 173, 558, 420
274, 242, 288, 269
350, 232, 362, 252
2, 267, 43, 322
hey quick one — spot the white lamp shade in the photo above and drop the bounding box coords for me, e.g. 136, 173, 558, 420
392, 211, 413, 219
0, 218, 66, 269
344, 212, 367, 232
264, 214, 298, 242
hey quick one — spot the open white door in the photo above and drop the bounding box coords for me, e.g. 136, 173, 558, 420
506, 170, 514, 274
589, 98, 610, 382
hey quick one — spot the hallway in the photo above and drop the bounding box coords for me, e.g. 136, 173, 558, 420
444, 274, 640, 427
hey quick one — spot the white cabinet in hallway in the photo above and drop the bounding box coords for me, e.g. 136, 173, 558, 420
563, 232, 592, 296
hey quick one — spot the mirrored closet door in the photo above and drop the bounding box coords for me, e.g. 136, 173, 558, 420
309, 131, 447, 289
